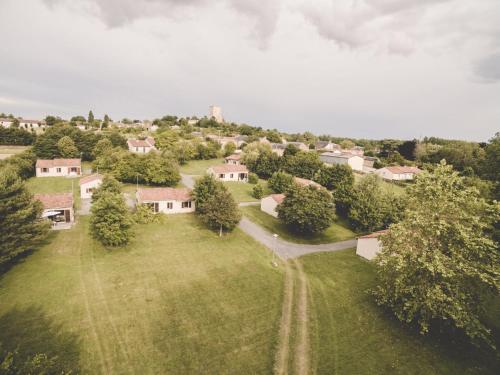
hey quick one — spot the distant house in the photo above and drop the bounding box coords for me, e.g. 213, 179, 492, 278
225, 154, 242, 165
356, 230, 388, 260
137, 187, 195, 214
293, 177, 322, 189
286, 141, 309, 152
363, 156, 377, 168
320, 152, 364, 172
207, 164, 249, 182
0, 118, 13, 127
342, 146, 364, 156
315, 141, 340, 151
35, 192, 74, 229
261, 194, 285, 218
270, 143, 286, 156
206, 135, 247, 148
79, 174, 103, 199
375, 166, 421, 181
36, 159, 82, 177
20, 119, 46, 131
127, 137, 156, 153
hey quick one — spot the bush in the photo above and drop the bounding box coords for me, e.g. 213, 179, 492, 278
268, 171, 294, 193
248, 172, 258, 184
252, 184, 264, 199
133, 204, 164, 224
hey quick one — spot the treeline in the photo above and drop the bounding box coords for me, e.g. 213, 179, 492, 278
0, 126, 36, 145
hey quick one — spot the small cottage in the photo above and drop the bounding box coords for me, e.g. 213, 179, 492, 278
136, 187, 195, 214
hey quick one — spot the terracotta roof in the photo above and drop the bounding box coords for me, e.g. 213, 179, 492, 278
36, 159, 81, 168
293, 177, 321, 188
225, 154, 241, 160
34, 193, 73, 209
358, 230, 388, 239
145, 136, 155, 146
321, 152, 360, 159
127, 139, 154, 148
384, 166, 421, 174
209, 164, 248, 173
137, 187, 192, 202
79, 174, 103, 186
20, 119, 44, 124
270, 194, 285, 204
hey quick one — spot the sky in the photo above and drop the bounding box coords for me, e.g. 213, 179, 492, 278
0, 0, 499, 141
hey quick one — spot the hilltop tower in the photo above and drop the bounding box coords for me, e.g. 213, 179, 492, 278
208, 105, 224, 123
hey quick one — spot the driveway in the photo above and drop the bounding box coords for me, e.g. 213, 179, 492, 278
78, 198, 91, 216
181, 173, 196, 189
238, 217, 357, 260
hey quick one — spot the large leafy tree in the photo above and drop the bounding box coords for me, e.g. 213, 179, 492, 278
283, 151, 322, 180
314, 164, 355, 214
143, 153, 180, 186
277, 185, 335, 235
0, 167, 49, 268
246, 150, 281, 178
57, 136, 79, 158
90, 191, 132, 247
268, 171, 294, 193
91, 175, 122, 202
373, 162, 499, 347
193, 174, 222, 215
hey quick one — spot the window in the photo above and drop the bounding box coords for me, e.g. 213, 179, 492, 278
182, 201, 192, 208
167, 202, 173, 209
146, 202, 159, 213
230, 174, 234, 178
56, 167, 61, 173
219, 174, 225, 179
86, 188, 95, 194
41, 168, 49, 173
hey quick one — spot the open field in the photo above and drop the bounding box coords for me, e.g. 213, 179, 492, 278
0, 215, 284, 374
179, 158, 225, 175
241, 205, 357, 244
26, 176, 82, 208
224, 181, 270, 203
0, 145, 30, 159
301, 249, 499, 375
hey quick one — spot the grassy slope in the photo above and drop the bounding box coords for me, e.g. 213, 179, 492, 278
224, 181, 270, 203
301, 249, 499, 375
0, 216, 284, 374
241, 205, 357, 244
26, 176, 82, 208
179, 158, 225, 175
354, 173, 406, 196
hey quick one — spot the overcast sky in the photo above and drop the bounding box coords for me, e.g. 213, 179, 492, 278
1, 0, 499, 141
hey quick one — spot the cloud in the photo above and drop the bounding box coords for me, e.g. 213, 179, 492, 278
475, 53, 500, 82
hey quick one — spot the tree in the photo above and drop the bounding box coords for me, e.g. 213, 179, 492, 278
172, 140, 196, 164
283, 151, 322, 180
201, 187, 241, 236
315, 164, 355, 215
277, 185, 335, 235
143, 153, 180, 186
372, 162, 499, 348
268, 171, 294, 193
103, 114, 110, 128
252, 184, 264, 199
0, 150, 37, 180
246, 150, 281, 178
88, 110, 94, 124
92, 138, 113, 159
57, 136, 79, 158
193, 174, 221, 215
223, 142, 237, 157
90, 191, 132, 246
398, 140, 417, 160
91, 175, 122, 202
340, 139, 355, 149
0, 167, 49, 268
266, 131, 282, 143
247, 172, 259, 184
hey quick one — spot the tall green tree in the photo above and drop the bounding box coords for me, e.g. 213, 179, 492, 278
0, 167, 49, 268
373, 162, 499, 348
87, 110, 94, 124
57, 136, 79, 158
91, 175, 122, 202
201, 187, 241, 236
283, 151, 322, 180
315, 164, 355, 215
268, 171, 294, 193
143, 153, 180, 186
193, 174, 222, 215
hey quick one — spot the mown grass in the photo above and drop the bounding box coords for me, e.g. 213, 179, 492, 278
25, 176, 82, 208
224, 181, 271, 203
0, 145, 30, 159
301, 249, 499, 375
179, 158, 225, 175
0, 215, 284, 374
241, 205, 357, 244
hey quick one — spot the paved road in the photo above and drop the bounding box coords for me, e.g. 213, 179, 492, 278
78, 198, 92, 216
239, 201, 260, 207
181, 173, 196, 189
238, 217, 357, 260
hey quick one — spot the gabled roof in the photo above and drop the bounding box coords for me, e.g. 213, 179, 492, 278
34, 192, 73, 209
79, 174, 103, 186
127, 139, 154, 148
321, 152, 361, 159
271, 143, 286, 150
384, 166, 421, 174
358, 230, 388, 239
270, 193, 285, 204
209, 164, 248, 173
293, 177, 321, 188
20, 119, 45, 124
225, 154, 241, 160
137, 187, 192, 202
36, 159, 81, 168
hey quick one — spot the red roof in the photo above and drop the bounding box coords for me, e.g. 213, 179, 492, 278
270, 194, 285, 204
225, 154, 241, 160
127, 139, 154, 148
34, 193, 73, 209
79, 174, 103, 186
209, 164, 248, 173
358, 230, 388, 239
385, 166, 421, 174
36, 159, 81, 168
137, 188, 192, 202
294, 177, 321, 188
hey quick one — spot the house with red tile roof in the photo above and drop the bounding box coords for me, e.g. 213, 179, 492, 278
35, 159, 81, 177
79, 174, 103, 199
260, 194, 285, 218
293, 177, 322, 189
224, 154, 242, 165
136, 187, 195, 214
34, 192, 74, 229
127, 137, 156, 153
356, 230, 388, 260
207, 164, 249, 182
375, 166, 421, 181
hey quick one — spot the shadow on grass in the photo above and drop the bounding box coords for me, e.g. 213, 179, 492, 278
0, 306, 81, 373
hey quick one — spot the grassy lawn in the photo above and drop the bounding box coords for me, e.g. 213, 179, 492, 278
302, 249, 499, 375
179, 158, 225, 175
241, 205, 357, 244
0, 145, 30, 159
26, 176, 82, 208
355, 173, 406, 196
224, 180, 270, 203
0, 215, 284, 374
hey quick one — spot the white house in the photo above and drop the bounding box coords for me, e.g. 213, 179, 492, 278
270, 143, 286, 156
20, 119, 46, 131
36, 159, 82, 177
225, 154, 242, 165
0, 118, 13, 127
260, 194, 285, 218
315, 141, 340, 151
207, 164, 249, 182
136, 187, 195, 214
127, 137, 156, 153
79, 174, 103, 199
320, 152, 364, 172
375, 166, 422, 181
35, 192, 74, 229
286, 141, 309, 152
356, 230, 388, 260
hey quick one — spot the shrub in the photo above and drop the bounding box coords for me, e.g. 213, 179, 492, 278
248, 172, 258, 184
252, 184, 264, 199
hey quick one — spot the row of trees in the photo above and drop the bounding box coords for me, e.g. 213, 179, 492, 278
0, 126, 36, 145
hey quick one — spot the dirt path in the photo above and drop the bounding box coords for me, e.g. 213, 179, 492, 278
293, 259, 310, 375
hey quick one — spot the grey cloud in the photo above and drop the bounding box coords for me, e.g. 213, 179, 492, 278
475, 53, 500, 82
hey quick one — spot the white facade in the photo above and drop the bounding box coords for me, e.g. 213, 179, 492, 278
0, 118, 13, 127
143, 199, 195, 214
356, 237, 383, 260
320, 152, 364, 172
79, 176, 103, 199
20, 120, 46, 130
208, 166, 249, 182
127, 138, 156, 154
36, 160, 82, 177
260, 195, 284, 218
375, 167, 420, 181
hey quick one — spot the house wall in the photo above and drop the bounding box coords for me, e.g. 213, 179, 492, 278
375, 168, 415, 181
225, 159, 240, 165
208, 169, 248, 182
320, 155, 364, 171
80, 179, 102, 199
347, 156, 364, 171
356, 238, 382, 260
128, 145, 153, 154
42, 207, 74, 224
0, 120, 13, 127
261, 196, 279, 218
141, 199, 196, 214
36, 166, 81, 177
